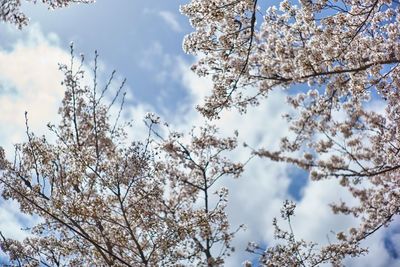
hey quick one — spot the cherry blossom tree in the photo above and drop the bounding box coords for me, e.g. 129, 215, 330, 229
181, 0, 400, 265
0, 0, 399, 265
0, 46, 244, 266
0, 0, 93, 28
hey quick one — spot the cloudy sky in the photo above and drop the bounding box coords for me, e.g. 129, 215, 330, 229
0, 0, 399, 266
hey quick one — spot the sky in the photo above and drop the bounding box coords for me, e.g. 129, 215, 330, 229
0, 0, 399, 266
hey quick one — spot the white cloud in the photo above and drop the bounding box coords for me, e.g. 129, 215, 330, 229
158, 10, 182, 32
143, 8, 182, 32
345, 225, 400, 267
139, 41, 163, 70
0, 24, 71, 155
0, 200, 34, 240
0, 199, 38, 260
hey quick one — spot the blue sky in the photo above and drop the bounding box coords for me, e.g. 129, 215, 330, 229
0, 0, 399, 266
